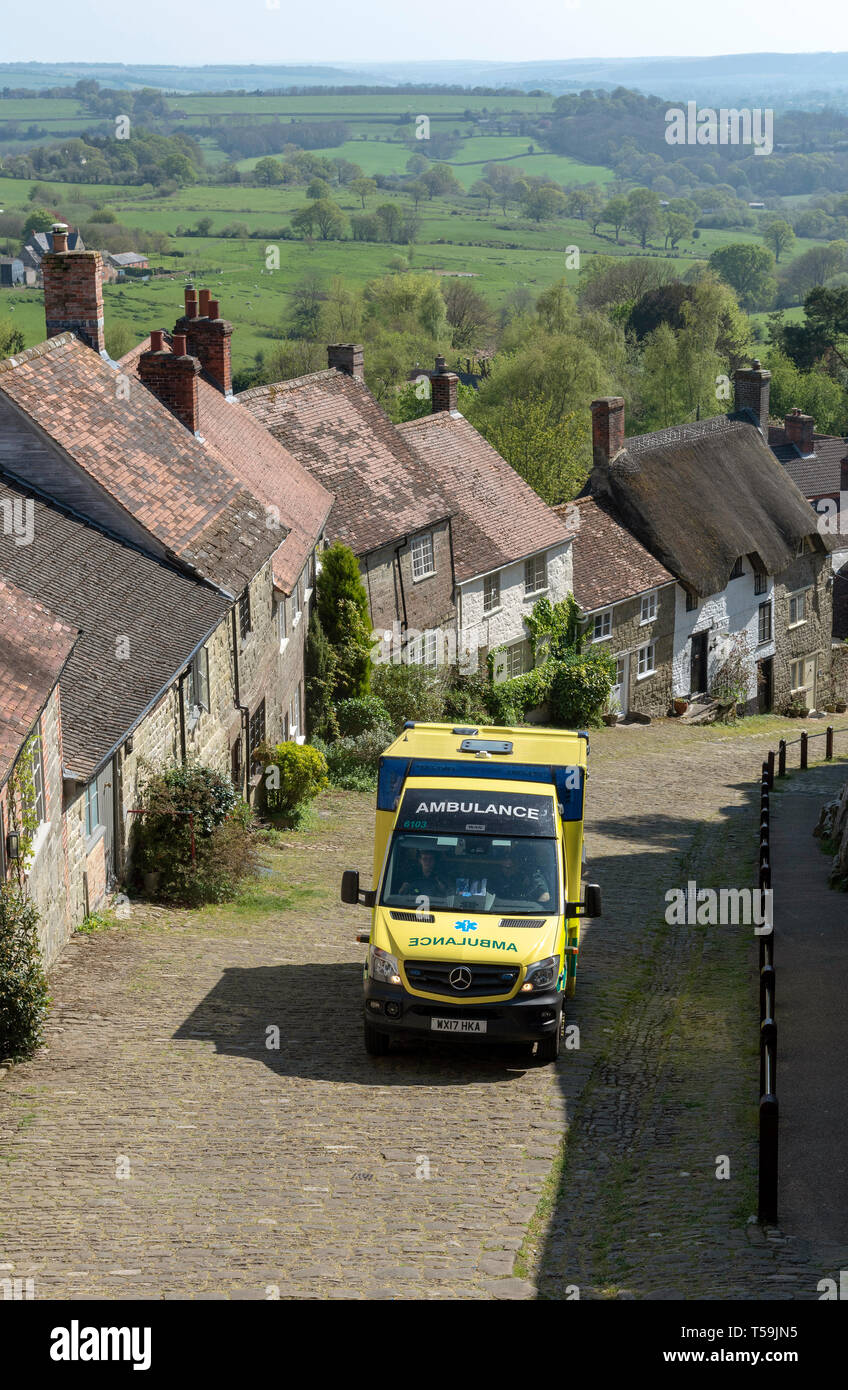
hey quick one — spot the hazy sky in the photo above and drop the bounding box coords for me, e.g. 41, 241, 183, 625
4, 0, 848, 66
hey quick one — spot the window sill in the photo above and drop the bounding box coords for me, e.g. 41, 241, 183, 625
279, 637, 289, 653
639, 616, 656, 626
636, 668, 656, 680
788, 619, 807, 630
85, 824, 106, 855
292, 611, 303, 629
525, 587, 548, 600
29, 819, 51, 864
592, 633, 612, 643
412, 571, 436, 584
484, 605, 502, 618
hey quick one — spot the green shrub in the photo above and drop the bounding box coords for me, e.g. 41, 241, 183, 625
0, 887, 50, 1060
314, 725, 394, 790
305, 609, 340, 740
484, 665, 553, 724
336, 694, 391, 737
255, 740, 328, 825
134, 762, 258, 904
371, 662, 446, 729
443, 669, 493, 726
315, 542, 372, 698
549, 650, 616, 727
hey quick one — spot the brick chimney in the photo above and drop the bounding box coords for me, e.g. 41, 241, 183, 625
138, 331, 201, 434
42, 222, 106, 354
174, 285, 233, 395
785, 407, 815, 457
590, 397, 626, 471
327, 343, 364, 380
734, 360, 771, 430
431, 355, 459, 414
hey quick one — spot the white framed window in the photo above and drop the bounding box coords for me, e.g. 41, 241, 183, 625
408, 630, 439, 666
32, 736, 46, 825
637, 642, 655, 678
729, 557, 744, 580
794, 538, 807, 558
758, 600, 772, 645
754, 569, 768, 596
504, 639, 531, 678
293, 685, 302, 738
85, 781, 100, 838
292, 580, 303, 627
788, 589, 809, 627
640, 590, 658, 624
411, 532, 435, 581
187, 647, 210, 713
592, 609, 612, 642
524, 552, 548, 595
278, 596, 288, 644
483, 572, 501, 614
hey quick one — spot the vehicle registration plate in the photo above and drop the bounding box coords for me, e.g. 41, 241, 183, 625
430, 1017, 487, 1033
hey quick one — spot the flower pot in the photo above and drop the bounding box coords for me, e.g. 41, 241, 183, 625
673, 698, 689, 716
602, 712, 618, 726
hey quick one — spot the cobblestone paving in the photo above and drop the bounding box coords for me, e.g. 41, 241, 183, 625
1, 718, 846, 1300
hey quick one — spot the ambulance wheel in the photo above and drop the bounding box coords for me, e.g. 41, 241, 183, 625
535, 1024, 561, 1065
364, 1020, 390, 1056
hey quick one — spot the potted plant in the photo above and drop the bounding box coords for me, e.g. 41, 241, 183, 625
602, 695, 621, 726
673, 697, 689, 716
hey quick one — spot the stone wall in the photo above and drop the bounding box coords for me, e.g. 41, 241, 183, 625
590, 581, 676, 718
772, 549, 833, 712
361, 521, 455, 640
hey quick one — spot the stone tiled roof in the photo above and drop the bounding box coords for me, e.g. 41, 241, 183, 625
0, 335, 284, 596
554, 495, 675, 613
0, 578, 77, 788
399, 411, 571, 582
0, 477, 230, 780
238, 372, 454, 556
122, 337, 333, 596
592, 412, 834, 596
768, 426, 848, 498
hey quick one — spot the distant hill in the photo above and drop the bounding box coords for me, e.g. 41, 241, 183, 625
2, 54, 848, 108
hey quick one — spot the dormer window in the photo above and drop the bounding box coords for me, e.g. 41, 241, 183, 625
729, 557, 744, 580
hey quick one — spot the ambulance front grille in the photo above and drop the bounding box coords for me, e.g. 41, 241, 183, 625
498, 918, 548, 929
404, 959, 520, 997
390, 910, 435, 923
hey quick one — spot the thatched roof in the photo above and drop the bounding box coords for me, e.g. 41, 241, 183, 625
591, 411, 833, 596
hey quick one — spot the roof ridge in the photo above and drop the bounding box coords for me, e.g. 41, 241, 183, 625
624, 412, 744, 455
238, 369, 337, 400
0, 333, 77, 375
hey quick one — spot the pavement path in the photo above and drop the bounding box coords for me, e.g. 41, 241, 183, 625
1, 718, 847, 1300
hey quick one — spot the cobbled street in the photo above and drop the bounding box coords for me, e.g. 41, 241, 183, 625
1, 718, 846, 1300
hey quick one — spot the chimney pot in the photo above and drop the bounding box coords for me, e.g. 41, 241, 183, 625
184, 285, 198, 316
431, 358, 458, 414
208, 298, 220, 320
172, 333, 187, 356
51, 222, 69, 254
590, 397, 626, 475
784, 408, 815, 456
198, 288, 211, 317
150, 329, 164, 352
327, 343, 365, 380
734, 361, 771, 430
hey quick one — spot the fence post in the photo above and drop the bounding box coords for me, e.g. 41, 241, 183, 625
767, 749, 775, 788
758, 1090, 779, 1226
826, 725, 834, 760
778, 739, 786, 777
800, 729, 808, 770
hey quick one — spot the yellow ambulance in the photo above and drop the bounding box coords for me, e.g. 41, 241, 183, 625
341, 722, 600, 1062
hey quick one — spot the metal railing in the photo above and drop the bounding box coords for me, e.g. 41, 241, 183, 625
756, 722, 847, 1224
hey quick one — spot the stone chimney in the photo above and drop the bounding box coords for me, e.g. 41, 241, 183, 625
327, 343, 364, 380
42, 222, 106, 354
431, 355, 459, 414
174, 285, 233, 395
734, 360, 771, 430
785, 407, 815, 457
590, 397, 626, 471
138, 330, 201, 434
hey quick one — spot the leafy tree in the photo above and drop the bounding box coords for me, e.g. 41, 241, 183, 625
375, 203, 404, 242
0, 319, 25, 358
762, 218, 796, 263
470, 180, 496, 210
254, 156, 284, 186
521, 185, 566, 222
709, 242, 777, 309
443, 279, 493, 348
783, 285, 848, 373
305, 609, 340, 741
350, 176, 377, 208
23, 206, 56, 235
306, 177, 331, 200
291, 198, 346, 241
764, 348, 847, 434
315, 542, 373, 698
625, 187, 662, 249
466, 390, 588, 505
602, 195, 629, 242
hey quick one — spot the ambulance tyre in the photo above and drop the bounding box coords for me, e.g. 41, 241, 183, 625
535, 1024, 561, 1065
364, 1020, 390, 1056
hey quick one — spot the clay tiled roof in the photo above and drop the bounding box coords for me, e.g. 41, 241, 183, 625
768, 428, 848, 498
122, 338, 333, 596
238, 372, 453, 556
0, 477, 229, 780
0, 335, 284, 595
398, 411, 570, 582
0, 579, 77, 788
554, 495, 674, 613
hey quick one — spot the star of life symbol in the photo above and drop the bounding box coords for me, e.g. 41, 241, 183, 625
455, 919, 478, 932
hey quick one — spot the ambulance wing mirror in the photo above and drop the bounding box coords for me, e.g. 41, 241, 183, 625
341, 870, 375, 907
566, 884, 602, 918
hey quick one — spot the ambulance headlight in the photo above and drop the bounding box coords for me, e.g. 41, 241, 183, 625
369, 945, 402, 986
521, 956, 559, 991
